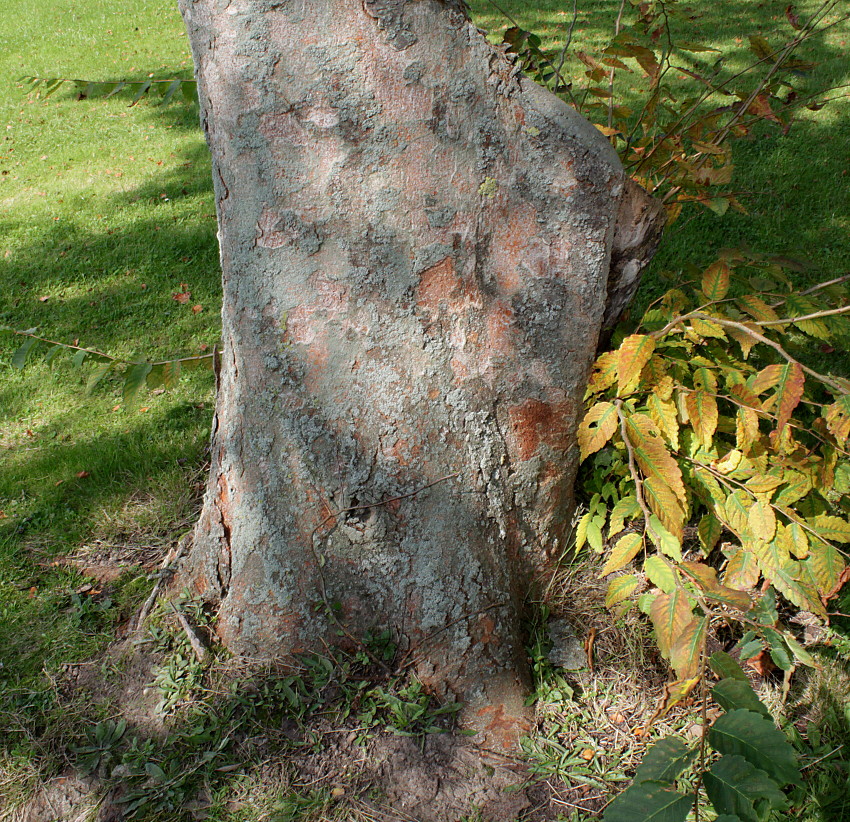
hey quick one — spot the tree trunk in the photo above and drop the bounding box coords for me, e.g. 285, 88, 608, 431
177, 0, 628, 744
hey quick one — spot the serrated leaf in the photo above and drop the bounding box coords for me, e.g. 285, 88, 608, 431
686, 390, 718, 449
762, 626, 792, 671
670, 616, 707, 679
711, 679, 770, 718
726, 323, 760, 359
603, 781, 692, 822
809, 514, 850, 543
578, 401, 619, 461
634, 737, 695, 785
773, 362, 804, 436
774, 472, 811, 507
735, 407, 760, 453
691, 316, 726, 340
647, 515, 683, 561
748, 500, 776, 542
587, 520, 604, 554
722, 545, 760, 591
123, 362, 153, 408
162, 359, 182, 389
11, 337, 38, 369
709, 710, 800, 785
680, 561, 751, 611
753, 540, 824, 617
646, 393, 679, 449
737, 294, 779, 323
725, 490, 752, 536
602, 532, 644, 576
804, 539, 845, 595
748, 34, 774, 60
575, 511, 591, 551
645, 555, 678, 594
618, 335, 656, 396
749, 364, 783, 396
644, 477, 686, 542
704, 753, 787, 822
588, 350, 619, 393
662, 676, 700, 713
609, 495, 640, 537
701, 260, 731, 301
625, 414, 687, 504
605, 574, 638, 608
698, 514, 722, 553
709, 651, 749, 682
85, 361, 114, 395
824, 397, 850, 444
650, 590, 694, 660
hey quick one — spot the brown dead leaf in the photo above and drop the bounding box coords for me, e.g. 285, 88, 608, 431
580, 748, 595, 761
29, 586, 37, 598
76, 471, 90, 479
39, 295, 49, 302
25, 429, 34, 437
172, 291, 191, 304
747, 649, 776, 677
192, 304, 203, 314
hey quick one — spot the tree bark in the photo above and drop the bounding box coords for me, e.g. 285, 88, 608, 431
177, 0, 629, 744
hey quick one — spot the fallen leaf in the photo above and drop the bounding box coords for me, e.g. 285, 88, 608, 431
0, 511, 7, 519
608, 711, 626, 723
112, 404, 121, 412
580, 748, 595, 761
747, 649, 776, 677
55, 480, 64, 486
39, 295, 49, 302
172, 291, 191, 304
25, 429, 34, 437
76, 470, 90, 479
331, 787, 345, 799
139, 407, 150, 413
192, 304, 203, 313
29, 586, 37, 598
199, 343, 209, 352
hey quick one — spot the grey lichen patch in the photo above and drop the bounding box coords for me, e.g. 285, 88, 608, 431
362, 0, 418, 51
402, 61, 424, 84
424, 204, 457, 229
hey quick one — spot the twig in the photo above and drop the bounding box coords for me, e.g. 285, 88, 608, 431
757, 304, 850, 326
615, 399, 659, 544
169, 600, 209, 664
608, 0, 627, 130
134, 533, 191, 634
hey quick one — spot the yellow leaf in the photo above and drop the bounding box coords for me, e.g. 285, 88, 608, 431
587, 350, 618, 393
698, 514, 722, 553
749, 364, 784, 395
714, 449, 742, 475
644, 476, 686, 541
686, 390, 718, 449
609, 495, 641, 537
602, 532, 644, 576
748, 499, 776, 542
690, 316, 727, 340
727, 322, 760, 359
605, 574, 639, 608
578, 401, 619, 461
773, 362, 805, 436
661, 677, 700, 713
774, 471, 812, 507
650, 590, 694, 660
724, 489, 752, 535
737, 294, 780, 323
736, 407, 760, 454
745, 473, 784, 495
804, 540, 845, 595
753, 539, 825, 617
645, 555, 678, 593
670, 616, 708, 679
625, 413, 687, 504
646, 393, 679, 449
701, 260, 730, 301
618, 335, 656, 396
722, 544, 760, 591
810, 514, 850, 543
824, 397, 850, 444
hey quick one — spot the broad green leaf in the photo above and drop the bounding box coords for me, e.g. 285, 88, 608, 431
602, 532, 643, 576
603, 781, 692, 822
578, 401, 619, 461
762, 626, 792, 671
647, 515, 683, 562
708, 709, 801, 786
753, 539, 824, 616
162, 359, 182, 389
587, 520, 604, 554
650, 589, 693, 660
618, 335, 656, 396
783, 632, 817, 667
670, 616, 707, 679
605, 574, 638, 608
71, 349, 88, 368
129, 80, 153, 107
711, 679, 770, 718
704, 753, 787, 822
634, 737, 695, 784
85, 361, 114, 395
709, 651, 749, 682
11, 337, 38, 369
625, 414, 687, 504
701, 259, 730, 301
691, 316, 726, 340
123, 362, 153, 408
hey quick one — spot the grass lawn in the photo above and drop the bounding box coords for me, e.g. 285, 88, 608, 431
1, 1, 848, 820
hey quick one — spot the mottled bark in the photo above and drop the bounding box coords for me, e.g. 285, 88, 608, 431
177, 0, 626, 744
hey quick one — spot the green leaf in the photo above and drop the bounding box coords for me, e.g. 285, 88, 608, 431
122, 362, 153, 408
709, 651, 749, 683
603, 781, 692, 822
71, 349, 88, 368
609, 495, 641, 537
704, 754, 787, 822
645, 555, 678, 593
647, 515, 682, 562
85, 361, 114, 395
711, 679, 771, 718
702, 260, 730, 301
634, 737, 695, 784
129, 79, 153, 106
698, 514, 722, 553
11, 337, 38, 369
708, 709, 801, 786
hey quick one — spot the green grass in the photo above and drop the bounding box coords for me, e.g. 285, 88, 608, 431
0, 0, 848, 819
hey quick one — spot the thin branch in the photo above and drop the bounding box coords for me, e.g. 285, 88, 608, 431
608, 0, 627, 130
757, 304, 850, 326
169, 600, 210, 664
615, 399, 659, 544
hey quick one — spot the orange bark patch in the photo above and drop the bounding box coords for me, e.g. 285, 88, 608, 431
508, 399, 574, 461
474, 703, 533, 751
489, 203, 542, 295
416, 256, 460, 314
